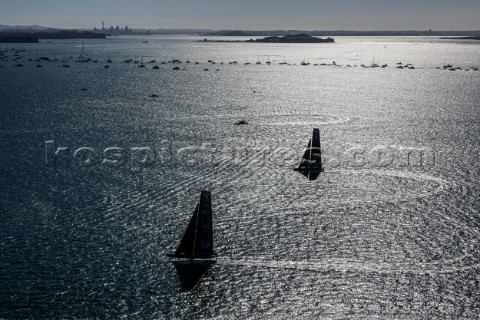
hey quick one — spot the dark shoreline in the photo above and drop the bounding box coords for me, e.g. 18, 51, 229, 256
0, 36, 38, 43
200, 33, 334, 43
0, 30, 106, 43
440, 36, 480, 40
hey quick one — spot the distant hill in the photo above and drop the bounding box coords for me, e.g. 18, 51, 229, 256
200, 34, 334, 43
0, 35, 38, 43
0, 24, 57, 31
0, 30, 106, 41
212, 30, 253, 36
149, 28, 213, 35
254, 34, 334, 43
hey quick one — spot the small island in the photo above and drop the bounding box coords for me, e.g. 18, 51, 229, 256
253, 33, 334, 43
201, 33, 334, 43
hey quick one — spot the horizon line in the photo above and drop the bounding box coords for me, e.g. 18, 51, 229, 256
1, 24, 480, 33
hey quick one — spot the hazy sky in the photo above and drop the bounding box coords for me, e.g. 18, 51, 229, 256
1, 0, 479, 30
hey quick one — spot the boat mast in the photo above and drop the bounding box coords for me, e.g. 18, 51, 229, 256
192, 198, 200, 256
79, 41, 85, 59
308, 140, 313, 171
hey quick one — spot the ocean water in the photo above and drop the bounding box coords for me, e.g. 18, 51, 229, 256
0, 35, 480, 319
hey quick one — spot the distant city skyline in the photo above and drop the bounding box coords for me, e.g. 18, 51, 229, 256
1, 0, 480, 31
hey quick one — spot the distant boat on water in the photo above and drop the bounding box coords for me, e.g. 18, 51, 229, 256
167, 191, 217, 265
76, 41, 91, 62
301, 59, 310, 66
294, 128, 324, 180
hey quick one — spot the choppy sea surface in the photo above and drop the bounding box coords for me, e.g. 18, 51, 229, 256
0, 35, 479, 319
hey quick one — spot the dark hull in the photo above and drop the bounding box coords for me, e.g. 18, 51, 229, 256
293, 166, 324, 172
167, 251, 217, 259
167, 252, 217, 265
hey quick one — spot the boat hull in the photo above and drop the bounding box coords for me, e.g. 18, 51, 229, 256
167, 252, 217, 265
293, 166, 324, 172
171, 259, 217, 265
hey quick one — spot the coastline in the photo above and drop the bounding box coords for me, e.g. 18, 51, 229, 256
200, 33, 334, 43
0, 30, 106, 43
440, 36, 480, 40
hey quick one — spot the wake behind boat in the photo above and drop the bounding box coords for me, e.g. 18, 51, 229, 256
167, 191, 217, 264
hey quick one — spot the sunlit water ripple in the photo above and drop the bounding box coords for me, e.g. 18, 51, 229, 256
0, 35, 479, 319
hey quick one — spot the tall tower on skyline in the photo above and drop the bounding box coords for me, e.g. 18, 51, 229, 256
102, 19, 105, 30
